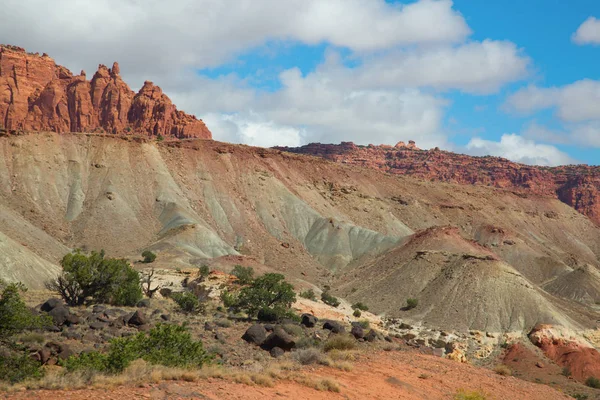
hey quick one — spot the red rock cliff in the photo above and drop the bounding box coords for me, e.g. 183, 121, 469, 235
275, 142, 600, 225
0, 45, 211, 139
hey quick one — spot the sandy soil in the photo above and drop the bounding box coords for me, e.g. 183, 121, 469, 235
5, 351, 572, 400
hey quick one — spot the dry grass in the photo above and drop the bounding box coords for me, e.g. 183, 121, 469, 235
454, 388, 488, 400
493, 364, 512, 376
327, 349, 359, 361
333, 361, 353, 371
323, 335, 357, 352
295, 375, 341, 392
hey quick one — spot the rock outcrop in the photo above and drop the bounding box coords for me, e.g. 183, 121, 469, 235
275, 142, 600, 225
0, 45, 211, 139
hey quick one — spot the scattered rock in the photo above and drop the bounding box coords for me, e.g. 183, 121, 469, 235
89, 321, 107, 330
270, 347, 285, 358
262, 327, 295, 351
351, 325, 365, 339
41, 298, 63, 312
365, 329, 381, 342
323, 320, 345, 334
48, 306, 70, 326
136, 299, 151, 308
128, 310, 147, 326
242, 324, 267, 346
301, 313, 318, 328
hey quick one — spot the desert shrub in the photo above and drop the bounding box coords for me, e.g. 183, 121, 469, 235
214, 318, 232, 328
0, 350, 44, 383
295, 336, 319, 349
198, 265, 210, 279
171, 291, 200, 313
0, 281, 50, 340
562, 366, 572, 377
357, 319, 370, 329
406, 298, 418, 310
572, 394, 589, 400
454, 389, 487, 400
231, 265, 254, 285
353, 309, 361, 318
294, 348, 325, 365
282, 324, 304, 337
493, 364, 512, 376
323, 335, 356, 352
47, 250, 142, 306
64, 324, 210, 374
235, 273, 296, 320
351, 302, 369, 311
220, 290, 238, 308
141, 250, 156, 264
156, 134, 164, 142
299, 289, 317, 301
586, 376, 600, 389
321, 291, 340, 307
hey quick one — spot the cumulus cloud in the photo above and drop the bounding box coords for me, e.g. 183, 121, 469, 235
465, 134, 576, 166
505, 80, 600, 122
523, 122, 600, 149
0, 0, 469, 87
0, 0, 536, 160
573, 16, 600, 45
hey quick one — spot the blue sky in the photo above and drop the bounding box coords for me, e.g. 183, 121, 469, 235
2, 0, 600, 165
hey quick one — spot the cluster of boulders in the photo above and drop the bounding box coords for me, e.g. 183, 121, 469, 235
27, 297, 171, 364
242, 313, 388, 358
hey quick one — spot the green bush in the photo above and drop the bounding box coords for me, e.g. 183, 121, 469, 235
236, 273, 296, 320
0, 350, 44, 383
47, 250, 142, 306
141, 250, 156, 263
406, 298, 418, 310
586, 376, 600, 389
321, 291, 340, 307
171, 291, 200, 313
231, 265, 254, 285
357, 319, 370, 329
220, 290, 238, 308
299, 289, 317, 301
64, 324, 210, 374
351, 302, 369, 311
0, 281, 50, 340
198, 265, 210, 279
353, 309, 361, 318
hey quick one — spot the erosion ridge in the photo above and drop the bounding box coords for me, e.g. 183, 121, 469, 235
0, 45, 211, 139
275, 141, 600, 225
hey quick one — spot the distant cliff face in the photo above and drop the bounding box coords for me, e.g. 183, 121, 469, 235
275, 141, 600, 225
0, 45, 211, 139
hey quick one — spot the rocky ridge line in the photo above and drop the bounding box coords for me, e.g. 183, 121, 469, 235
275, 141, 600, 225
0, 44, 211, 139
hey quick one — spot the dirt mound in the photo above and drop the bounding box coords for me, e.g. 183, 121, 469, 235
335, 227, 595, 332
544, 264, 600, 304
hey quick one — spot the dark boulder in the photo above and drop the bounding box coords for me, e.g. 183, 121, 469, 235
270, 347, 285, 358
262, 327, 295, 351
365, 329, 381, 342
128, 310, 147, 326
242, 324, 267, 346
301, 313, 318, 328
350, 325, 365, 339
323, 320, 345, 334
41, 298, 63, 312
136, 299, 151, 308
48, 306, 70, 326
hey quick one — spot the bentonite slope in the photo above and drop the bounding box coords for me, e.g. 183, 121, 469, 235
1, 132, 600, 332
0, 45, 211, 139
275, 141, 600, 225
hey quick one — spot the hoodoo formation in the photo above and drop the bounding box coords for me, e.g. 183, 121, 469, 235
0, 45, 211, 139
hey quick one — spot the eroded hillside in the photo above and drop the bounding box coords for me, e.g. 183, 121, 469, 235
1, 132, 600, 332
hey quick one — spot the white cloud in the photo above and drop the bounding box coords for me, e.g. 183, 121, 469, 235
573, 16, 600, 45
523, 122, 600, 149
506, 80, 600, 122
0, 0, 469, 89
465, 134, 576, 166
0, 0, 532, 155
